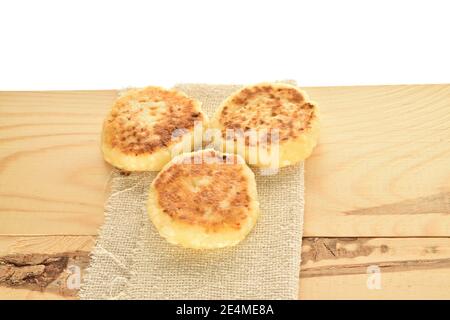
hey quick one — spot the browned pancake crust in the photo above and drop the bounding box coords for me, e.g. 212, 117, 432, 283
219, 84, 317, 144
153, 150, 251, 231
104, 87, 204, 155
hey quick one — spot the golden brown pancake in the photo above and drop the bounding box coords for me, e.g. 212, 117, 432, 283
210, 83, 319, 168
147, 149, 259, 249
102, 86, 207, 171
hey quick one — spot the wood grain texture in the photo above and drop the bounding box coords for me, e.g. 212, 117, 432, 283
1, 236, 449, 300
300, 237, 450, 299
0, 91, 116, 235
1, 85, 449, 236
304, 84, 450, 236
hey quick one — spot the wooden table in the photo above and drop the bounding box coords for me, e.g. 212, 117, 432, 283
1, 85, 449, 299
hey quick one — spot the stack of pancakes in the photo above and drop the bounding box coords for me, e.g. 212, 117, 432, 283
101, 83, 319, 249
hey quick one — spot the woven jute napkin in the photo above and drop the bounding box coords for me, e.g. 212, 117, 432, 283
80, 82, 304, 300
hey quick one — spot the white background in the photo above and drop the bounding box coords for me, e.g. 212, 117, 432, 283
0, 0, 449, 90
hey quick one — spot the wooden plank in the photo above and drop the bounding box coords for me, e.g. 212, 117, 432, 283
300, 237, 450, 299
304, 84, 450, 236
0, 235, 95, 255
300, 270, 450, 300
0, 91, 116, 235
0, 85, 449, 236
1, 236, 450, 299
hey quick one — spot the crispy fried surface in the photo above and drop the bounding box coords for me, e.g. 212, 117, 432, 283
210, 83, 320, 168
148, 149, 259, 249
154, 150, 250, 231
218, 83, 317, 144
103, 86, 205, 155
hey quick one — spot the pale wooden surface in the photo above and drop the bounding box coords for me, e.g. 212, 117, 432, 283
300, 237, 450, 299
0, 85, 450, 299
1, 236, 450, 299
304, 85, 450, 237
0, 91, 114, 235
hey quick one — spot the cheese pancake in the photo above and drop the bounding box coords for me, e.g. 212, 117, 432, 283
101, 86, 207, 171
147, 149, 259, 249
210, 83, 319, 168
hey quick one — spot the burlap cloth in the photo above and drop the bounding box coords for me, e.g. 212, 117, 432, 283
80, 82, 304, 300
